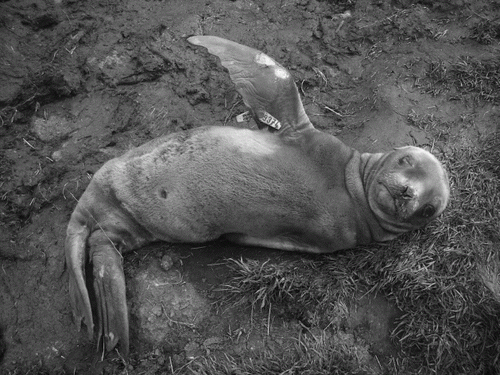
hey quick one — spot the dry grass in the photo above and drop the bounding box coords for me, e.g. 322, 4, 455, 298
187, 328, 375, 375
219, 257, 358, 328
470, 19, 500, 45
406, 110, 453, 142
422, 57, 500, 103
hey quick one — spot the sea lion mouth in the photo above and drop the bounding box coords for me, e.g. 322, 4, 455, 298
377, 182, 399, 217
380, 181, 417, 221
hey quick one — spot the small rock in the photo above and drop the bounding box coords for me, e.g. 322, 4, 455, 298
152, 305, 162, 317
184, 341, 202, 360
160, 254, 174, 272
32, 115, 76, 142
203, 336, 224, 349
51, 150, 63, 162
157, 355, 166, 366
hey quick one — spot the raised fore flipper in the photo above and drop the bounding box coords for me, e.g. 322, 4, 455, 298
187, 35, 315, 137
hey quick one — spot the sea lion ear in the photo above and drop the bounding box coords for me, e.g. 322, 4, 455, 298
187, 35, 315, 136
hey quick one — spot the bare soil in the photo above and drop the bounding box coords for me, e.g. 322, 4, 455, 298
0, 0, 498, 373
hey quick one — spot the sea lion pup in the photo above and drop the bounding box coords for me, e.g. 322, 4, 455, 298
65, 35, 450, 356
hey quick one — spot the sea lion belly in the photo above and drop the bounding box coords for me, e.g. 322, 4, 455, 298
103, 127, 328, 244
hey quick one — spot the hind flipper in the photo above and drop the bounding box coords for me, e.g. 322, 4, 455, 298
89, 230, 129, 357
65, 219, 93, 339
188, 35, 314, 137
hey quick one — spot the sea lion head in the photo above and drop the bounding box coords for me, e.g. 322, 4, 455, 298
366, 146, 450, 233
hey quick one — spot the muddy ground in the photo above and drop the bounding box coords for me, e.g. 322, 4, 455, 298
0, 0, 498, 373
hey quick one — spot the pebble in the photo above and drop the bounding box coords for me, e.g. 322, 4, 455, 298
160, 254, 174, 272
51, 150, 63, 162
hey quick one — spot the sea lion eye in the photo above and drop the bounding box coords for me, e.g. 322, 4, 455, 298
398, 156, 412, 166
420, 204, 436, 218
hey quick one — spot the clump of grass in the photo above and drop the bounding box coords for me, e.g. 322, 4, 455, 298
470, 19, 500, 45
406, 110, 453, 142
421, 60, 448, 97
220, 257, 357, 327
3, 366, 61, 375
187, 328, 376, 375
422, 57, 500, 103
478, 251, 500, 305
221, 132, 500, 374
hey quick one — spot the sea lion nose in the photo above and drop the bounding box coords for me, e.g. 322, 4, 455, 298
401, 186, 414, 199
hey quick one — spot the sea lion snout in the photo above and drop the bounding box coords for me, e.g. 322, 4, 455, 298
368, 146, 450, 229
